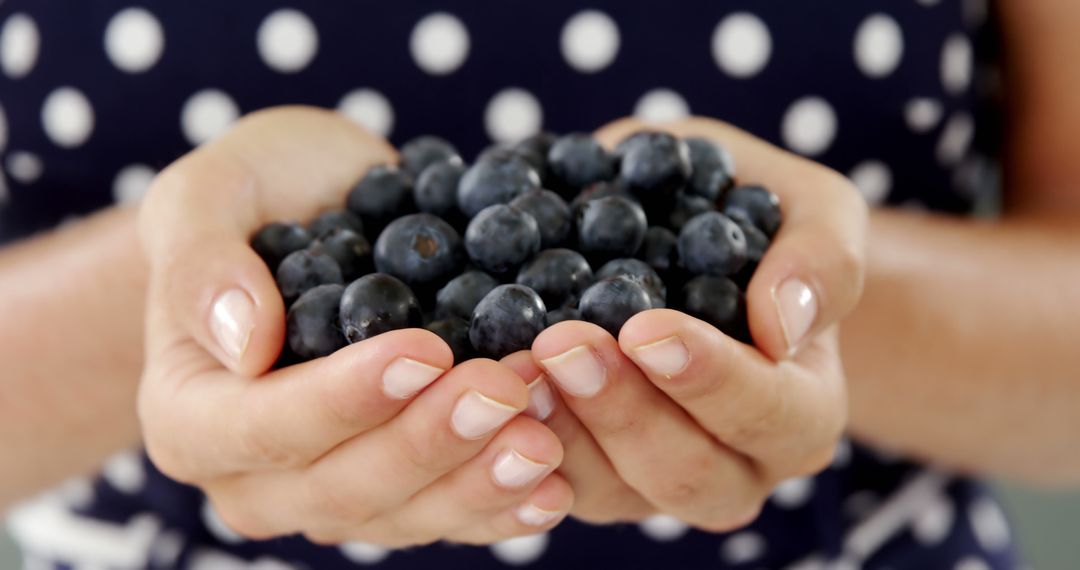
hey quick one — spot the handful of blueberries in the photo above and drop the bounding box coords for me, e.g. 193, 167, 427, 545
252, 131, 781, 365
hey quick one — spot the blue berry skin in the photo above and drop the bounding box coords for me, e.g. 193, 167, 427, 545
339, 273, 423, 344
516, 248, 594, 309
637, 226, 679, 275
509, 189, 571, 248
546, 307, 582, 326
312, 228, 372, 282
514, 131, 558, 161
578, 277, 653, 337
595, 258, 666, 308
469, 284, 548, 359
618, 131, 691, 204
667, 191, 716, 232
251, 222, 313, 271
308, 209, 364, 239
287, 284, 347, 361
347, 165, 416, 234
569, 180, 631, 219
685, 137, 735, 201
576, 195, 648, 263
276, 249, 344, 305
680, 275, 750, 343
722, 185, 781, 237
400, 135, 462, 177
464, 204, 542, 275
547, 133, 615, 195
414, 160, 466, 220
374, 213, 464, 291
436, 270, 499, 321
729, 215, 770, 289
479, 144, 548, 186
457, 154, 541, 218
678, 211, 748, 277
426, 317, 475, 363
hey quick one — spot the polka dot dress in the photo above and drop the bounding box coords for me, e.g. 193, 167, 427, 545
0, 1, 1017, 569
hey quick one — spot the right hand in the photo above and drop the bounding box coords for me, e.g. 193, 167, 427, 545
136, 106, 572, 546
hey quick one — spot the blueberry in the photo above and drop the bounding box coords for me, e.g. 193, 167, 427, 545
414, 160, 466, 219
514, 131, 558, 162
469, 284, 547, 359
730, 216, 770, 289
347, 165, 415, 234
312, 228, 372, 282
546, 307, 582, 326
636, 226, 679, 275
595, 258, 666, 308
618, 131, 691, 203
680, 275, 750, 342
287, 284, 347, 360
516, 248, 593, 309
569, 180, 630, 219
576, 195, 648, 263
374, 213, 464, 290
436, 270, 499, 320
464, 204, 541, 275
722, 185, 781, 237
457, 154, 540, 218
547, 133, 615, 195
400, 135, 462, 177
578, 277, 653, 337
339, 273, 423, 344
478, 144, 547, 185
251, 222, 313, 271
509, 189, 571, 248
678, 211, 748, 276
308, 209, 364, 239
667, 191, 715, 232
276, 249, 344, 305
426, 317, 475, 363
685, 137, 735, 201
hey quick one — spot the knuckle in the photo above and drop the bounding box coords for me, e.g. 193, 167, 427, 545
208, 496, 276, 541
235, 404, 299, 467
646, 453, 715, 508
697, 500, 765, 534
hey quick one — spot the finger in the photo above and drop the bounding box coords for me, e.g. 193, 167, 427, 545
532, 321, 763, 530
449, 473, 574, 545
619, 309, 846, 479
500, 351, 654, 523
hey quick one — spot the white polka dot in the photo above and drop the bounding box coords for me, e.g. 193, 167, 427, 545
251, 557, 299, 570
101, 450, 146, 494
781, 97, 837, 156
337, 88, 394, 137
0, 102, 7, 152
954, 556, 990, 570
936, 112, 974, 165
829, 557, 860, 570
112, 164, 157, 204
257, 9, 319, 74
42, 87, 95, 148
55, 477, 95, 509
832, 438, 853, 469
490, 533, 549, 566
410, 13, 469, 75
150, 530, 185, 568
1, 13, 39, 78
633, 89, 690, 124
639, 515, 690, 542
339, 542, 391, 565
787, 555, 826, 570
6, 150, 42, 183
917, 0, 942, 5
189, 548, 248, 570
849, 160, 892, 205
913, 494, 955, 546
105, 8, 165, 73
712, 13, 772, 78
969, 497, 1010, 551
484, 88, 542, 144
941, 34, 973, 95
720, 531, 766, 565
843, 490, 880, 520
854, 14, 904, 78
772, 476, 815, 509
21, 554, 53, 570
181, 89, 240, 146
905, 98, 943, 132
560, 10, 620, 73
201, 500, 245, 544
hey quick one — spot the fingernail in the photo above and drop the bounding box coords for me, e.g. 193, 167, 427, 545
515, 504, 562, 526
633, 336, 690, 377
382, 358, 445, 399
540, 346, 606, 398
524, 375, 555, 421
773, 278, 818, 356
210, 289, 255, 365
451, 391, 519, 440
492, 449, 550, 489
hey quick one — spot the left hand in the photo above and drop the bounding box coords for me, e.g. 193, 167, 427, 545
508, 116, 868, 530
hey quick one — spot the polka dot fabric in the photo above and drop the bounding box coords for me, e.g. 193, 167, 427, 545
0, 1, 1016, 568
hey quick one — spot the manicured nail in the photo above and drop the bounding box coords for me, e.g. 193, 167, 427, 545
773, 278, 817, 355
451, 391, 519, 440
524, 375, 555, 421
209, 289, 254, 365
382, 358, 445, 399
492, 449, 549, 489
515, 504, 562, 526
540, 346, 606, 398
633, 336, 690, 377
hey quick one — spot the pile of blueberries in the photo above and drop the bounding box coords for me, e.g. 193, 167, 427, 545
252, 131, 781, 364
